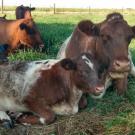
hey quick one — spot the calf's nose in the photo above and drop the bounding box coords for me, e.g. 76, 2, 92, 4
95, 86, 105, 94
113, 60, 130, 72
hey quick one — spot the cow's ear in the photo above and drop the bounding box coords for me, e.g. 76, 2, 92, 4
78, 20, 99, 36
24, 11, 32, 19
60, 59, 77, 70
30, 7, 35, 11
19, 23, 28, 30
132, 26, 135, 37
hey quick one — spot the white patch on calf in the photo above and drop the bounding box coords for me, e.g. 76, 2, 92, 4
57, 35, 72, 59
22, 123, 31, 126
52, 87, 82, 115
0, 96, 27, 112
0, 111, 11, 121
22, 59, 60, 98
22, 63, 42, 98
82, 55, 94, 70
39, 117, 45, 124
52, 103, 78, 115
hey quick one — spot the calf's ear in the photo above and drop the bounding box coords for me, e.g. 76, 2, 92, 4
132, 26, 135, 37
60, 59, 77, 70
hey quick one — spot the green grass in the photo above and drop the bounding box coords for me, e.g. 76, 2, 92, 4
2, 10, 135, 134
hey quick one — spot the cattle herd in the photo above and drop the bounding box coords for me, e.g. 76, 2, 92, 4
0, 5, 134, 129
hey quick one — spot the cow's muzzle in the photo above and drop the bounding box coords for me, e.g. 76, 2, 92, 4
109, 59, 130, 78
113, 60, 130, 71
91, 85, 105, 96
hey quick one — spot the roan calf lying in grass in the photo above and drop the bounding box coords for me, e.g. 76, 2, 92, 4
0, 53, 104, 127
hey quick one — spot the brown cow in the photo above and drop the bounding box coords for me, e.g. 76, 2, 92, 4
16, 5, 35, 19
0, 53, 104, 127
0, 16, 44, 52
57, 12, 135, 100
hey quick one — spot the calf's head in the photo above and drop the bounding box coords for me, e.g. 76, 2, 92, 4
18, 18, 44, 50
61, 53, 104, 95
96, 13, 135, 78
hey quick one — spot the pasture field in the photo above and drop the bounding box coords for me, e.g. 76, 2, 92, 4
1, 9, 135, 135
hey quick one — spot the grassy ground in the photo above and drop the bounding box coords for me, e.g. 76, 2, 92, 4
1, 10, 135, 135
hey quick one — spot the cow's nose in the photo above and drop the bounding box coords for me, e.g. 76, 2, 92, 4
95, 86, 104, 94
113, 60, 130, 72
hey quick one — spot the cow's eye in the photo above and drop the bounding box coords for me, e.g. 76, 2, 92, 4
101, 34, 111, 42
127, 35, 134, 44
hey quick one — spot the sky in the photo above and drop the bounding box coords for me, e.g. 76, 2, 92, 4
2, 0, 135, 9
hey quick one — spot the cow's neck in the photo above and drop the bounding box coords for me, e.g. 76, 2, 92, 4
95, 39, 110, 77
8, 19, 26, 49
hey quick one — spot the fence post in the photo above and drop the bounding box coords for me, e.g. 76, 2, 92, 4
1, 0, 3, 14
54, 3, 56, 14
89, 6, 91, 14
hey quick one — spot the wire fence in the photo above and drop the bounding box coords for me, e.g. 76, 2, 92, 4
0, 4, 135, 15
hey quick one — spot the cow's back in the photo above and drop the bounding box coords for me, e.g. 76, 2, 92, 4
0, 62, 29, 99
0, 20, 20, 44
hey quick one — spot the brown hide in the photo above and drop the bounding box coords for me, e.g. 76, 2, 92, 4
64, 13, 135, 95
66, 20, 97, 58
0, 18, 44, 51
23, 54, 104, 124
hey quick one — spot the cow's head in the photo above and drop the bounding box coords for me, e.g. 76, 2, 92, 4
16, 5, 35, 19
65, 20, 99, 58
95, 12, 135, 78
60, 53, 104, 95
18, 18, 44, 51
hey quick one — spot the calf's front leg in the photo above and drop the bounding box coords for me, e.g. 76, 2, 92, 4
16, 114, 42, 125
24, 98, 56, 125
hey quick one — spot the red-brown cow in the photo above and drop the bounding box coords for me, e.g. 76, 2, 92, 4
0, 15, 44, 52
0, 53, 104, 127
16, 5, 35, 19
57, 12, 135, 100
